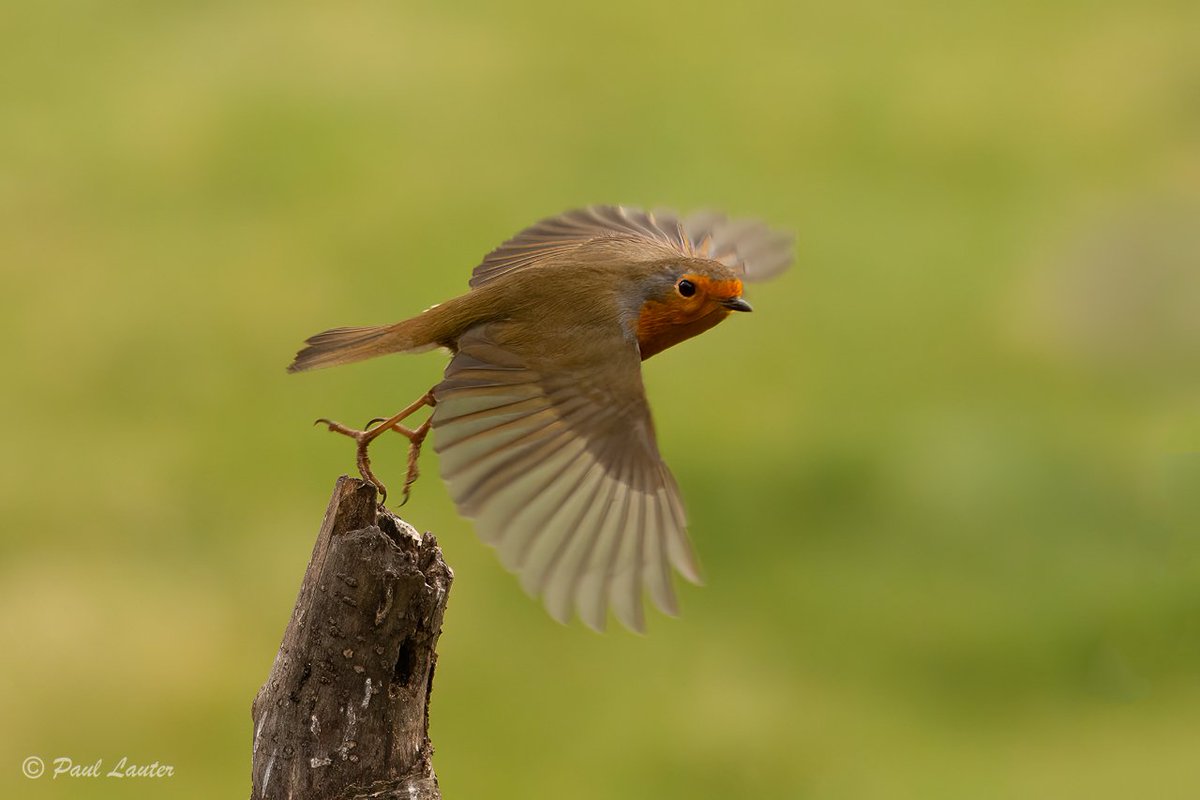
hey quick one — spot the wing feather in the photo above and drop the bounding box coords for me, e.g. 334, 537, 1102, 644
553, 432, 639, 623
432, 326, 700, 631
527, 462, 611, 616
454, 427, 580, 523
660, 465, 702, 583
576, 456, 633, 631
644, 484, 679, 617
487, 438, 592, 562
546, 458, 624, 625
610, 484, 648, 632
470, 204, 793, 289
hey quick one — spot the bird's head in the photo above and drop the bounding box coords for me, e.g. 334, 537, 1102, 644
632, 259, 751, 359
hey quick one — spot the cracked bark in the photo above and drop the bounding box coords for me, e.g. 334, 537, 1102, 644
251, 476, 452, 800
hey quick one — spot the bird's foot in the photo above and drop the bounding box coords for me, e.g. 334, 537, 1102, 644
397, 418, 431, 507
315, 389, 436, 505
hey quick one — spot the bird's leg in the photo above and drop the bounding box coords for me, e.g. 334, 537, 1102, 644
366, 394, 437, 506
396, 415, 433, 507
315, 389, 436, 504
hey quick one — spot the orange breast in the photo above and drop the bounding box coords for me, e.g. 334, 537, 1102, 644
636, 302, 730, 360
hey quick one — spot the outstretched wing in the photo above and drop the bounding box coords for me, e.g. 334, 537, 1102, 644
431, 325, 701, 632
678, 208, 794, 281
470, 204, 793, 289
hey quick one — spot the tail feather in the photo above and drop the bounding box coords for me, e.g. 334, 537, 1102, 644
287, 322, 426, 372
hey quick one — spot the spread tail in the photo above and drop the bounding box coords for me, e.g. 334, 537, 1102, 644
287, 321, 428, 372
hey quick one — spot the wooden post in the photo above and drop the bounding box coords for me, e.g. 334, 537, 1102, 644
251, 477, 452, 800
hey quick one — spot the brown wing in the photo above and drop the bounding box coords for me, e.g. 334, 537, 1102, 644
470, 204, 793, 288
431, 325, 701, 632
678, 208, 795, 281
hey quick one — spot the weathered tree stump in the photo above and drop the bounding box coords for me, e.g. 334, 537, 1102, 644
251, 476, 452, 800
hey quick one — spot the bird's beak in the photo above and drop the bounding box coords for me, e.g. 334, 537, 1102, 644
721, 297, 753, 312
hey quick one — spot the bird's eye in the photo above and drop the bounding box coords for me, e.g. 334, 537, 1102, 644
676, 279, 696, 298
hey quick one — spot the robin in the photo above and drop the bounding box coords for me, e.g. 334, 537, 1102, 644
289, 205, 793, 631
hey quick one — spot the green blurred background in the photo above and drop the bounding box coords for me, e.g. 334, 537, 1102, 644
2, 0, 1198, 797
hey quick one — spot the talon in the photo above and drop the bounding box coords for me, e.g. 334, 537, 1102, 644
397, 420, 430, 506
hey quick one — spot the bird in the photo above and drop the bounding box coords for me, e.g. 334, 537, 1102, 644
289, 205, 793, 632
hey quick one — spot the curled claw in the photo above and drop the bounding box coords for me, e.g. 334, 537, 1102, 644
311, 418, 391, 501
397, 424, 429, 507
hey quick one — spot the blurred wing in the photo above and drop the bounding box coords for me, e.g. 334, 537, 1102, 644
471, 204, 793, 288
678, 208, 795, 281
431, 326, 701, 632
